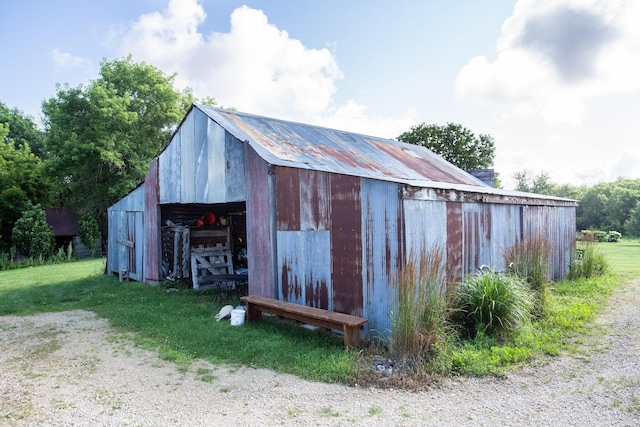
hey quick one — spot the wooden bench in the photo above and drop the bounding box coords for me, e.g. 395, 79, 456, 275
240, 295, 368, 348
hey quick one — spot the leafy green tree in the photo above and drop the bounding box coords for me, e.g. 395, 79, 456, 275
78, 213, 100, 257
0, 108, 51, 250
12, 202, 55, 259
42, 56, 191, 223
576, 178, 640, 233
513, 170, 554, 195
397, 123, 495, 170
625, 201, 640, 237
0, 102, 46, 157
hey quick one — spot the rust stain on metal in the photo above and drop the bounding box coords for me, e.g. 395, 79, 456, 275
446, 202, 463, 285
275, 167, 301, 231
300, 169, 330, 230
305, 275, 329, 310
371, 140, 475, 185
330, 174, 363, 316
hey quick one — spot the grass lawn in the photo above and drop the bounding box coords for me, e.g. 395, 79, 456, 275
1, 239, 638, 382
596, 238, 640, 278
0, 259, 353, 383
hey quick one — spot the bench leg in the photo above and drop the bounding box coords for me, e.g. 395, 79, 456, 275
343, 325, 360, 349
245, 302, 262, 322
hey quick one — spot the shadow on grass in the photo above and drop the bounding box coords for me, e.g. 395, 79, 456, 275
0, 260, 355, 383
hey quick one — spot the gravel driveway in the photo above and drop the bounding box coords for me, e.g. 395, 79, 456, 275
1, 278, 639, 426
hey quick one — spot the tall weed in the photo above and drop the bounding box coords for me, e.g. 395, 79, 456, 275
503, 236, 551, 316
569, 241, 610, 279
391, 246, 448, 373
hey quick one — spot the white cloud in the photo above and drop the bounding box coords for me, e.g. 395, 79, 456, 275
115, 0, 411, 136
52, 48, 89, 68
454, 0, 640, 126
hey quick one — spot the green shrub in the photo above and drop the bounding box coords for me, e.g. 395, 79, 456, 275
503, 236, 551, 317
11, 202, 55, 259
391, 246, 449, 373
569, 242, 610, 279
606, 231, 622, 242
452, 269, 533, 338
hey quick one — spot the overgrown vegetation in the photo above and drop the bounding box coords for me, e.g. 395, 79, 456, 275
503, 236, 551, 317
569, 241, 610, 280
390, 247, 449, 374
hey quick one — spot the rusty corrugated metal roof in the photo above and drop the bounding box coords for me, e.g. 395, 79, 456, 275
196, 104, 486, 187
194, 104, 576, 205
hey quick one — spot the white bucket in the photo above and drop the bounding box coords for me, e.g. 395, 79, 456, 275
230, 309, 246, 326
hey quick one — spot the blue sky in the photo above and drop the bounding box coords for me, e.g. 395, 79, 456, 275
2, 0, 639, 188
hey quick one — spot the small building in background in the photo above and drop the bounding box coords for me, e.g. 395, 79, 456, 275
45, 209, 102, 258
107, 104, 576, 339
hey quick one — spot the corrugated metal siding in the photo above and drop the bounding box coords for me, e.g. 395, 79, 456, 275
522, 205, 575, 279
144, 158, 161, 282
446, 202, 464, 284
158, 109, 245, 204
245, 144, 276, 298
489, 204, 522, 272
179, 112, 196, 202
225, 131, 246, 201
107, 185, 145, 276
330, 174, 363, 316
361, 179, 402, 338
300, 169, 330, 231
277, 230, 331, 309
462, 203, 493, 274
275, 167, 301, 230
403, 199, 448, 255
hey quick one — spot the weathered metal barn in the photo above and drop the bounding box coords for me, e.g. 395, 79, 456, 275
107, 104, 576, 338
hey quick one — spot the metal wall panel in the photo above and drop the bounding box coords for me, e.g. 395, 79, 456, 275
330, 175, 363, 315
193, 108, 210, 203
206, 116, 227, 203
299, 169, 330, 231
489, 204, 522, 272
144, 158, 161, 282
179, 112, 196, 203
402, 199, 448, 256
277, 230, 331, 310
225, 132, 247, 202
159, 129, 181, 203
522, 205, 575, 279
245, 144, 276, 298
361, 179, 402, 338
275, 167, 301, 231
446, 202, 464, 284
462, 203, 493, 275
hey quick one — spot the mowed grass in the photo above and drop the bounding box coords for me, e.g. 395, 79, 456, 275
596, 239, 640, 278
0, 259, 354, 383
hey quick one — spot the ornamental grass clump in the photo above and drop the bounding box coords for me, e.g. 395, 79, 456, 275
391, 246, 448, 373
452, 269, 533, 338
503, 236, 551, 317
569, 241, 610, 279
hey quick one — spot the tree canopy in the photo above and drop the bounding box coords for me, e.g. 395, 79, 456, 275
41, 56, 192, 222
0, 103, 51, 250
397, 122, 495, 170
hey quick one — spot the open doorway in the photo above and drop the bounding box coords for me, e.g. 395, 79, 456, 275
159, 202, 247, 291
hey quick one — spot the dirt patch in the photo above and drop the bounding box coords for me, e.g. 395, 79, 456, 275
1, 279, 639, 426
